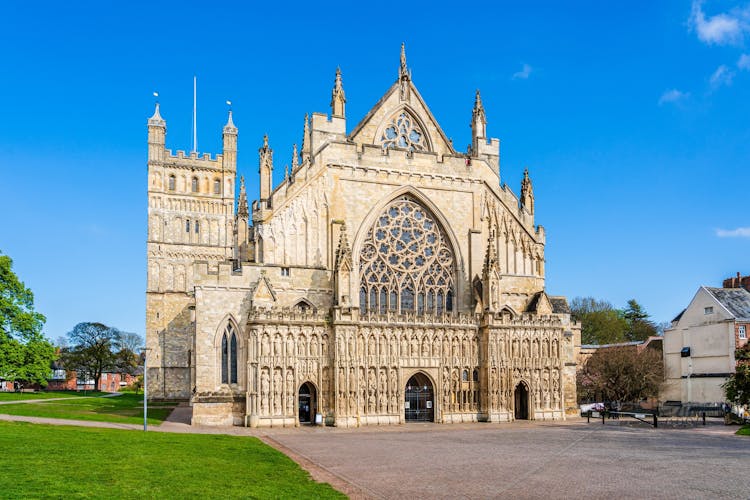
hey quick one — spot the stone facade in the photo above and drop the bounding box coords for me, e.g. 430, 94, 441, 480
146, 46, 580, 427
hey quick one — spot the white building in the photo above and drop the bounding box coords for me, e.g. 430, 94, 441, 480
663, 286, 750, 403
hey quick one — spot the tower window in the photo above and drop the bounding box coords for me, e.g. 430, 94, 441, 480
186, 219, 191, 233
281, 267, 290, 277
168, 175, 176, 191
191, 177, 199, 193
213, 179, 221, 194
195, 221, 200, 234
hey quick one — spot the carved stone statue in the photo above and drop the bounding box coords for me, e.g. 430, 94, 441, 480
274, 335, 282, 357
260, 369, 270, 414
286, 334, 295, 358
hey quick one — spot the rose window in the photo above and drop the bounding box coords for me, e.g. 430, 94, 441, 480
359, 196, 455, 314
380, 112, 428, 152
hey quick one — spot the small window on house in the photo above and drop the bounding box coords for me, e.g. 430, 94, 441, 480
704, 306, 714, 315
191, 177, 199, 192
281, 267, 290, 277
195, 221, 200, 234
168, 175, 176, 191
213, 179, 221, 194
186, 219, 191, 233
739, 325, 747, 339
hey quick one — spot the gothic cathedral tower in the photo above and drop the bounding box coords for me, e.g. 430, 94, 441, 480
145, 103, 238, 398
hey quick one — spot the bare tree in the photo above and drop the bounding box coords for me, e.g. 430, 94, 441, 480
577, 345, 663, 404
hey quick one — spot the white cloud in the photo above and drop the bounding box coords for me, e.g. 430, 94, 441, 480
716, 227, 750, 238
738, 53, 750, 69
709, 64, 735, 89
512, 63, 532, 80
689, 0, 747, 45
658, 89, 689, 105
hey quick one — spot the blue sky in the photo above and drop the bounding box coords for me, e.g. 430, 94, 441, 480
1, 1, 748, 339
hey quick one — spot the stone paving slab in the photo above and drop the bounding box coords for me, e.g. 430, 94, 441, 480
265, 421, 750, 499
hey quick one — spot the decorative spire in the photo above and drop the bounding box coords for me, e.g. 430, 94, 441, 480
399, 42, 409, 80
398, 42, 411, 101
471, 89, 487, 155
237, 176, 249, 217
482, 230, 500, 278
482, 229, 501, 312
148, 102, 165, 127
284, 164, 289, 181
292, 143, 299, 170
331, 67, 346, 118
334, 224, 352, 271
223, 109, 237, 134
301, 113, 311, 162
472, 90, 485, 124
259, 134, 273, 201
521, 168, 534, 215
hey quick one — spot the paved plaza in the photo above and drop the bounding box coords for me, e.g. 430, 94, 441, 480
263, 420, 750, 499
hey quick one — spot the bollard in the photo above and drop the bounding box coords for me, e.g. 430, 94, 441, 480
602, 411, 605, 425
653, 413, 658, 428
702, 412, 706, 426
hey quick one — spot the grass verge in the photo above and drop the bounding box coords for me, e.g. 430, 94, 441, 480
737, 424, 750, 436
0, 421, 344, 499
0, 391, 107, 401
0, 393, 174, 425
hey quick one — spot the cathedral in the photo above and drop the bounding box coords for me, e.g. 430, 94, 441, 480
146, 46, 580, 427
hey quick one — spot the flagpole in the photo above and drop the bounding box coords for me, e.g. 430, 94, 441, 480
192, 76, 197, 154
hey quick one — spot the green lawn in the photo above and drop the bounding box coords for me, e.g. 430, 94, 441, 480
0, 393, 174, 425
0, 421, 344, 499
0, 390, 106, 401
737, 424, 750, 436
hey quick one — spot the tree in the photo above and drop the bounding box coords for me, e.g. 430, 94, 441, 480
724, 344, 750, 407
570, 297, 628, 345
118, 331, 144, 354
63, 322, 121, 391
622, 299, 658, 342
577, 345, 663, 404
0, 252, 56, 387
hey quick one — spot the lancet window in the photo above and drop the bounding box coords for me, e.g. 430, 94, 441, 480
220, 324, 238, 385
379, 111, 428, 152
359, 195, 455, 314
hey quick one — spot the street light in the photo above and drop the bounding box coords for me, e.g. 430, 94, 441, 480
141, 347, 151, 431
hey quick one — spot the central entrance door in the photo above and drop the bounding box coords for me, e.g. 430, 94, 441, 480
298, 382, 316, 424
514, 382, 529, 420
405, 373, 434, 422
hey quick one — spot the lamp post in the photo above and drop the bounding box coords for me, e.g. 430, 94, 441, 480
141, 347, 151, 431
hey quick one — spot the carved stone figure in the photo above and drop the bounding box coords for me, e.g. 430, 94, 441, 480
285, 370, 294, 415
274, 335, 282, 357
261, 335, 270, 357
273, 370, 282, 414
260, 369, 270, 414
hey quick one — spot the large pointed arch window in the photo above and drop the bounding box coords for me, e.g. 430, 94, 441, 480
220, 323, 238, 385
379, 111, 428, 152
359, 195, 455, 314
